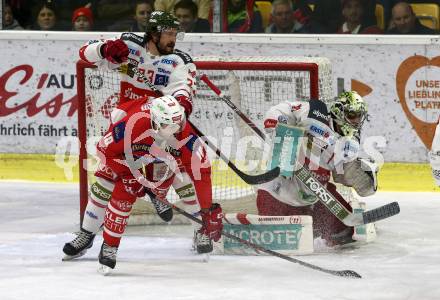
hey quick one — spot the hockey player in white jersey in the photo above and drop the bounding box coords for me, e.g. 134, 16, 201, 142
79, 11, 195, 114
257, 91, 378, 246
429, 117, 440, 186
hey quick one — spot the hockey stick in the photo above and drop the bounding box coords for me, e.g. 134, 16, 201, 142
123, 65, 280, 185
200, 74, 400, 226
143, 191, 361, 279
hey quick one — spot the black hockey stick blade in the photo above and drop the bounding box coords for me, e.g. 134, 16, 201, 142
232, 165, 281, 185
362, 201, 400, 225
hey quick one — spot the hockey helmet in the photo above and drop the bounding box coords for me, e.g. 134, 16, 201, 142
150, 95, 186, 138
145, 11, 184, 41
330, 91, 368, 137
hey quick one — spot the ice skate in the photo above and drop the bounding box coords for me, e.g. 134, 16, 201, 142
62, 229, 95, 261
98, 242, 118, 275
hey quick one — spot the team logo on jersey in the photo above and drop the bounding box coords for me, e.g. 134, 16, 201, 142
154, 74, 169, 86
128, 48, 140, 56
291, 104, 302, 112
277, 115, 288, 124
309, 124, 330, 138
311, 110, 330, 122
161, 58, 175, 65
112, 122, 126, 142
158, 67, 171, 74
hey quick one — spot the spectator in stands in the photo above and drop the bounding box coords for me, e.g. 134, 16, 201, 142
266, 0, 321, 33
155, 0, 211, 19
337, 0, 383, 34
265, 0, 296, 33
220, 0, 264, 33
6, 0, 34, 28
312, 0, 376, 33
72, 6, 94, 31
386, 1, 439, 34
174, 0, 210, 32
3, 3, 24, 29
128, 0, 154, 32
30, 1, 65, 30
97, 0, 137, 31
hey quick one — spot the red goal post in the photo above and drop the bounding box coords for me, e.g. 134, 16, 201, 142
76, 56, 335, 224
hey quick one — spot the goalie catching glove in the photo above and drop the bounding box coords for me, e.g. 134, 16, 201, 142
100, 39, 129, 64
199, 203, 223, 242
332, 158, 378, 197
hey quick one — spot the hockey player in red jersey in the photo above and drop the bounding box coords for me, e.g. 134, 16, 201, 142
257, 91, 378, 246
79, 11, 195, 114
63, 95, 223, 272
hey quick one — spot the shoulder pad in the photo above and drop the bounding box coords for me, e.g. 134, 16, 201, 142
173, 49, 193, 64
120, 32, 146, 47
307, 99, 331, 125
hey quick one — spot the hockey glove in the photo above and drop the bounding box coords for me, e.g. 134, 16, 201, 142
101, 39, 129, 64
199, 203, 223, 242
174, 95, 193, 116
121, 174, 146, 198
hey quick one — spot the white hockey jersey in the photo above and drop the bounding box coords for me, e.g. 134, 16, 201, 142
259, 99, 351, 207
79, 32, 196, 109
429, 117, 440, 186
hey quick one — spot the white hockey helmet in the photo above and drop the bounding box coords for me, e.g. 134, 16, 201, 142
150, 95, 186, 138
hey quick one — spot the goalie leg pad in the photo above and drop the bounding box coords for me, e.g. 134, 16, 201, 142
256, 189, 312, 216
313, 183, 354, 246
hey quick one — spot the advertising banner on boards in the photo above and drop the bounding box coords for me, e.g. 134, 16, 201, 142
0, 33, 438, 163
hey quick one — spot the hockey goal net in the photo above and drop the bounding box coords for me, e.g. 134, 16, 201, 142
76, 56, 354, 225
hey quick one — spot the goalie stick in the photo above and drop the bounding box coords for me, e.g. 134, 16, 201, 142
200, 74, 400, 226
143, 191, 361, 279
121, 64, 280, 185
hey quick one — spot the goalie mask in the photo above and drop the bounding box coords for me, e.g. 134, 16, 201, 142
145, 11, 184, 43
150, 95, 186, 139
330, 91, 367, 137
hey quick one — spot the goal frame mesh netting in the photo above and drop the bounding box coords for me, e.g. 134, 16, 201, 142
76, 56, 351, 225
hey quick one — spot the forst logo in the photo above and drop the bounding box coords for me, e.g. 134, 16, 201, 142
304, 176, 332, 204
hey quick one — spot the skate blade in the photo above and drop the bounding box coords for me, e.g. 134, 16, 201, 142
62, 250, 87, 261
97, 264, 113, 276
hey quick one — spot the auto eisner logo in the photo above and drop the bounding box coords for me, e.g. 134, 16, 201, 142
312, 110, 330, 121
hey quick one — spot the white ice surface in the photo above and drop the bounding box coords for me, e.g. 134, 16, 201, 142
0, 181, 439, 300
